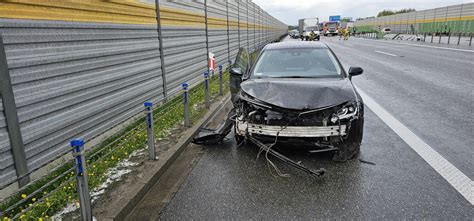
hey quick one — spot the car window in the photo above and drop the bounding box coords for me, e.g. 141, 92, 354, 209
251, 48, 342, 78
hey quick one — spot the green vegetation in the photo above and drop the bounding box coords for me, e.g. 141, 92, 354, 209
287, 25, 298, 31
377, 8, 416, 17
340, 18, 351, 22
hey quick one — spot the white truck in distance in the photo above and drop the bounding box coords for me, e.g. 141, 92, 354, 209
298, 18, 320, 41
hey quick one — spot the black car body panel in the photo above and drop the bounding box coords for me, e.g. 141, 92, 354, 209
240, 78, 357, 110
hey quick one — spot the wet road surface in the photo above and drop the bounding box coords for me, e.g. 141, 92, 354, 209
132, 36, 474, 219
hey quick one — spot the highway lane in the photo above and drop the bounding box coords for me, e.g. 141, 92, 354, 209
132, 36, 473, 219
158, 110, 473, 219
322, 36, 473, 178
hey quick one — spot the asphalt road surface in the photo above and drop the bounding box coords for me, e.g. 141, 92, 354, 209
131, 36, 473, 219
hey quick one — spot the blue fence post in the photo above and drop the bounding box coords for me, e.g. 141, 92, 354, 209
204, 72, 210, 109
183, 82, 190, 127
70, 139, 92, 221
144, 102, 156, 160
218, 65, 223, 96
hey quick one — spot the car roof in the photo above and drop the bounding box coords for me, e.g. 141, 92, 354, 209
264, 41, 328, 50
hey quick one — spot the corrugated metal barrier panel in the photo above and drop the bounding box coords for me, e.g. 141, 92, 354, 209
0, 96, 15, 186
354, 3, 474, 34
160, 1, 207, 96
207, 0, 230, 68
0, 0, 287, 188
1, 18, 164, 173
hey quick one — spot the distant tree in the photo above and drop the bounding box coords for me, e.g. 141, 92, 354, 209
287, 25, 298, 30
377, 10, 395, 17
377, 8, 416, 17
356, 16, 375, 21
396, 8, 416, 14
341, 18, 351, 22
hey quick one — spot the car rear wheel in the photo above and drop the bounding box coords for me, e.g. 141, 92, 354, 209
332, 116, 364, 162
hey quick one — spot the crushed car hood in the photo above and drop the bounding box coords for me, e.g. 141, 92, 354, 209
240, 78, 357, 110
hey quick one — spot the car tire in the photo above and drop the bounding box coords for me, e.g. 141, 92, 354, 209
332, 116, 364, 162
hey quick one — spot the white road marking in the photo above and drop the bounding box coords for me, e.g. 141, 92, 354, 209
356, 87, 473, 205
375, 50, 398, 57
357, 38, 474, 53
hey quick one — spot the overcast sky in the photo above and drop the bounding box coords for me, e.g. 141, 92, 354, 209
252, 0, 472, 25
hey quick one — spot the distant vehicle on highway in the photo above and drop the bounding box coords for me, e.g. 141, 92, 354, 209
289, 30, 300, 39
322, 21, 339, 36
302, 26, 320, 41
381, 28, 391, 34
230, 42, 365, 162
299, 18, 320, 41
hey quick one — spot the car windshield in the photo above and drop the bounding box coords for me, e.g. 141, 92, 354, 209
251, 48, 342, 78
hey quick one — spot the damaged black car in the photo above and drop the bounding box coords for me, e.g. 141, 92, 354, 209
194, 41, 364, 176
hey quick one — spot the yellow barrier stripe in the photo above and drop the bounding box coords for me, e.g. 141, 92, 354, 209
3, 0, 156, 17
0, 2, 156, 24
0, 1, 271, 29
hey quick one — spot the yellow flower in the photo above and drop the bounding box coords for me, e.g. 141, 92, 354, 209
28, 203, 32, 207
32, 198, 36, 202
21, 194, 27, 199
38, 218, 43, 221
3, 217, 11, 221
46, 202, 51, 207
19, 215, 25, 219
111, 156, 115, 160
92, 165, 96, 168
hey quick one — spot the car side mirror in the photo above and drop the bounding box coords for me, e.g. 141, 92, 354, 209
348, 67, 363, 77
230, 67, 242, 76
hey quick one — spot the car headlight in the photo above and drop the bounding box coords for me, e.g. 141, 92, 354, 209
330, 103, 359, 123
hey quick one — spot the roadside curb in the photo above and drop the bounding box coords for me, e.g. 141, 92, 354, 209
99, 93, 231, 221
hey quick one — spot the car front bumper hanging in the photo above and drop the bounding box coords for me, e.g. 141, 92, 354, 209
236, 121, 347, 137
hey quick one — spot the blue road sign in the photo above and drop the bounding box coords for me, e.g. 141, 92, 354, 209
329, 15, 341, 22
